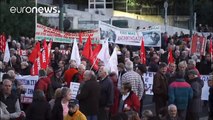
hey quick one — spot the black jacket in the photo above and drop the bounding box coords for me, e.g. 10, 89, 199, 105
51, 98, 63, 120
99, 76, 114, 108
77, 79, 101, 116
26, 101, 51, 120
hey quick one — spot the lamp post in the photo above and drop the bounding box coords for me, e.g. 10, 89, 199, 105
164, 1, 168, 33
59, 0, 64, 31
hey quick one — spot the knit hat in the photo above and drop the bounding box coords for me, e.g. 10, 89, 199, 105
39, 69, 47, 77
188, 70, 198, 76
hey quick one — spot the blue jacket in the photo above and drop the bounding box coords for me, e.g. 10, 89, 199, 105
168, 79, 193, 110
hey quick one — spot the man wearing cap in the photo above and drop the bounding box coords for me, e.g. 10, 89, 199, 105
64, 99, 87, 120
186, 70, 204, 120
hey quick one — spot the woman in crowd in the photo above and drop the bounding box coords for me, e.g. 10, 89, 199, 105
26, 90, 51, 120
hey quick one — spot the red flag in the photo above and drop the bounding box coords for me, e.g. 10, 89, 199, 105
140, 38, 146, 64
168, 48, 175, 64
28, 42, 40, 63
209, 39, 213, 61
79, 32, 82, 44
82, 35, 93, 60
89, 44, 102, 70
30, 43, 41, 76
47, 40, 53, 66
0, 34, 6, 52
40, 40, 48, 69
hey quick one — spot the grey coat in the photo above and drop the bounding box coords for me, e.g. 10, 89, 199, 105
188, 77, 204, 113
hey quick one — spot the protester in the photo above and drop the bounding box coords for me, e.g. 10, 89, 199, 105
153, 62, 168, 117
168, 71, 193, 120
162, 104, 180, 120
98, 66, 114, 120
64, 61, 79, 87
77, 70, 101, 120
64, 99, 87, 120
0, 79, 25, 120
118, 82, 140, 113
26, 90, 51, 120
121, 60, 143, 100
109, 72, 120, 117
186, 70, 204, 120
49, 88, 62, 110
51, 87, 72, 120
208, 73, 213, 120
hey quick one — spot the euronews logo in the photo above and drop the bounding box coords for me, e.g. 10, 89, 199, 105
10, 6, 60, 14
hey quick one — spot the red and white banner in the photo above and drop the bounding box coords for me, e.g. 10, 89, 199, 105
0, 34, 6, 52
190, 35, 207, 56
35, 23, 100, 43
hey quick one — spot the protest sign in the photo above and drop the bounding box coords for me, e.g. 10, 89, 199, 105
201, 75, 210, 100
35, 23, 100, 43
143, 72, 155, 95
70, 82, 80, 99
99, 21, 161, 47
16, 75, 38, 103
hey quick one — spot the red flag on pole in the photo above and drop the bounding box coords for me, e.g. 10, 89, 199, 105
140, 38, 146, 64
30, 43, 41, 76
90, 44, 102, 70
40, 39, 48, 69
0, 34, 6, 52
168, 48, 175, 64
79, 32, 82, 44
28, 42, 40, 63
82, 35, 93, 60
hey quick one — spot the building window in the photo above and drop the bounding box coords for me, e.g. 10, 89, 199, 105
106, 0, 112, 2
96, 4, 104, 8
90, 4, 94, 8
106, 4, 113, 8
96, 0, 104, 2
90, 0, 94, 2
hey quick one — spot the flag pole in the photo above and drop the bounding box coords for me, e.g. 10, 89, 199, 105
90, 57, 98, 70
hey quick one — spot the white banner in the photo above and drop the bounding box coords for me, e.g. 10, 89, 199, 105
99, 21, 161, 47
16, 75, 39, 103
143, 73, 210, 100
70, 82, 80, 99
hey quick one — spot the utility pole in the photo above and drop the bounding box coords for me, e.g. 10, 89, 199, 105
164, 0, 168, 33
189, 0, 193, 37
59, 0, 64, 31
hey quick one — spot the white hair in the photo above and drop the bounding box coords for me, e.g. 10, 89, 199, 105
7, 70, 15, 77
178, 61, 187, 67
125, 60, 133, 71
188, 59, 196, 66
78, 64, 86, 70
100, 66, 109, 75
168, 104, 177, 111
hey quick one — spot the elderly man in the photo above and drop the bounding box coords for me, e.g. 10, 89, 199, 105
121, 60, 144, 100
186, 70, 204, 120
0, 79, 25, 120
64, 61, 79, 87
153, 62, 168, 117
77, 70, 101, 120
166, 63, 177, 85
77, 64, 86, 83
162, 104, 180, 120
98, 66, 114, 120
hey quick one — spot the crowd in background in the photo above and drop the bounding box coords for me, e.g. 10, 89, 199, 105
0, 31, 213, 120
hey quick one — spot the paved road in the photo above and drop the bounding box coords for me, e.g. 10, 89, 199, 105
143, 95, 209, 120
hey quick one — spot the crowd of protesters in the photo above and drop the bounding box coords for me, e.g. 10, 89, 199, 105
0, 31, 212, 120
